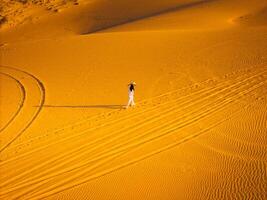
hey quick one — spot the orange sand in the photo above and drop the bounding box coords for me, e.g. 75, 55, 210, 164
0, 0, 267, 199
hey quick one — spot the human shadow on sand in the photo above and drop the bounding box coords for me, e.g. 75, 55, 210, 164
36, 105, 124, 109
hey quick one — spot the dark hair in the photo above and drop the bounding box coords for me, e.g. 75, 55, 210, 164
129, 84, 135, 91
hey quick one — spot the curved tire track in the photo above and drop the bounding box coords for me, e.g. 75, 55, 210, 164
18, 80, 267, 199
4, 66, 266, 157
0, 72, 26, 133
0, 66, 266, 199
0, 65, 45, 153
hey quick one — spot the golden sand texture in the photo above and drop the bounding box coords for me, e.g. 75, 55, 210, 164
0, 0, 78, 28
0, 0, 267, 199
0, 0, 201, 39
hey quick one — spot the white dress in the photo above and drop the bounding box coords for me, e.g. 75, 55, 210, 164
127, 87, 135, 107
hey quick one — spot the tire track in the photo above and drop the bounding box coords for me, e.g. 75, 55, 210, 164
1, 67, 266, 199
23, 91, 267, 200
15, 71, 266, 186
0, 67, 266, 180
0, 72, 26, 133
0, 65, 45, 153
3, 66, 265, 161
195, 95, 267, 161
5, 65, 262, 149
5, 74, 259, 193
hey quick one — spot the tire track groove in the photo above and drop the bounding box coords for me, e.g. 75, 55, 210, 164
0, 67, 266, 199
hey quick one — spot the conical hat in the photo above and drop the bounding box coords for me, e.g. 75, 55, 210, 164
129, 81, 136, 85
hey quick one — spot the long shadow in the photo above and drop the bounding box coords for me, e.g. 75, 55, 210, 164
82, 0, 218, 34
37, 105, 124, 109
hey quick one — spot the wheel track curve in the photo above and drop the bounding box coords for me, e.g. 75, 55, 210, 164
1, 66, 266, 199
0, 65, 45, 153
4, 65, 266, 158
0, 72, 26, 133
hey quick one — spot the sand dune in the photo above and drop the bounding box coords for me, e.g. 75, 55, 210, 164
0, 0, 267, 199
237, 6, 267, 26
0, 0, 203, 42
1, 65, 266, 199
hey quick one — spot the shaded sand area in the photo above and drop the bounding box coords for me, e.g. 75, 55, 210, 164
0, 0, 267, 199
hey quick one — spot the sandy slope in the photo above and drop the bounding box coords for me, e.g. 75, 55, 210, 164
0, 0, 267, 199
0, 0, 202, 42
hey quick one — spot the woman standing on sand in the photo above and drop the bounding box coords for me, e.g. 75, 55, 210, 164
126, 81, 136, 108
